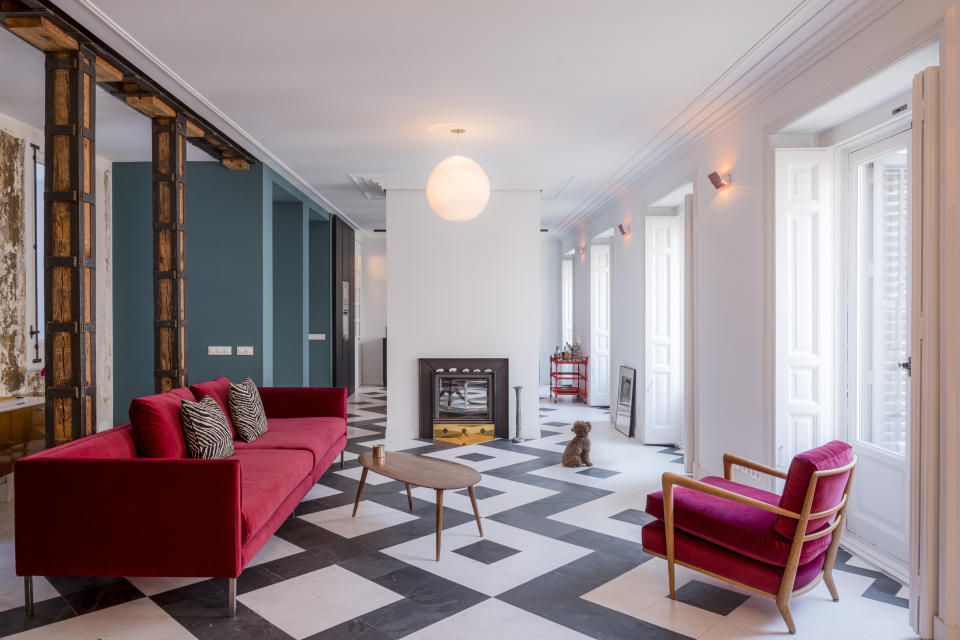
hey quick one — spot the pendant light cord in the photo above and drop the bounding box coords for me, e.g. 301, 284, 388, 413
451, 128, 465, 156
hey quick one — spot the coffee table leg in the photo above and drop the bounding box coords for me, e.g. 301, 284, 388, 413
436, 489, 443, 561
352, 467, 368, 517
467, 485, 483, 536
405, 483, 414, 511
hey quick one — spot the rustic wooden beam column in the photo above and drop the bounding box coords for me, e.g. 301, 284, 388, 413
152, 114, 187, 392
44, 45, 97, 446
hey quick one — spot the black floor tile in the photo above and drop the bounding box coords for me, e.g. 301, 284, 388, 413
454, 485, 504, 500
674, 579, 749, 616
456, 452, 495, 462
453, 539, 522, 564
609, 508, 654, 526
0, 596, 76, 636
576, 467, 620, 479
46, 575, 143, 615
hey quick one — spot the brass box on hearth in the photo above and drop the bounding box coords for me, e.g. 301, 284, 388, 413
433, 423, 495, 445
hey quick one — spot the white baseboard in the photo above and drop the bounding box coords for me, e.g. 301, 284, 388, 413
839, 533, 909, 585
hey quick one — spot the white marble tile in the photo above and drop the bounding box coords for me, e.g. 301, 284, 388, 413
404, 598, 592, 640
7, 597, 194, 639
382, 519, 591, 596
238, 565, 403, 639
334, 465, 395, 484
404, 473, 557, 516
548, 490, 649, 542
347, 425, 380, 438
301, 483, 341, 501
299, 500, 418, 538
126, 576, 207, 597
422, 443, 539, 473
247, 535, 305, 567
0, 571, 58, 612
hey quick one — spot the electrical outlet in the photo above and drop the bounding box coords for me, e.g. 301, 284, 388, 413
208, 346, 232, 356
237, 346, 254, 356
736, 465, 763, 481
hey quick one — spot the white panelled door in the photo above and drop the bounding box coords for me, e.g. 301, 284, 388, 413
644, 215, 683, 445
845, 130, 911, 569
774, 149, 835, 467
590, 243, 611, 406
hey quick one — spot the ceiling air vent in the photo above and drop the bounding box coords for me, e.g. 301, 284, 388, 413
347, 174, 386, 200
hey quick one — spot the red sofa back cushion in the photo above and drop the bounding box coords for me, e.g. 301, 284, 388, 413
190, 377, 237, 437
27, 424, 139, 459
129, 387, 195, 458
775, 440, 853, 539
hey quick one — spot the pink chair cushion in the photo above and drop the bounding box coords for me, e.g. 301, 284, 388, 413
129, 387, 196, 458
235, 448, 313, 541
233, 416, 346, 466
645, 476, 830, 567
190, 377, 237, 437
775, 440, 853, 539
641, 520, 826, 595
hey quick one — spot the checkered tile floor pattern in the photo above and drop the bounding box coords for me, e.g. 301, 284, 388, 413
0, 388, 912, 639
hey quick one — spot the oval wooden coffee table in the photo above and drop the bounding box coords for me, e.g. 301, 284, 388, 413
352, 451, 483, 560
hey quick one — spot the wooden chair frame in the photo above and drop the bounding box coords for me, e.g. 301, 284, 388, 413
643, 452, 857, 634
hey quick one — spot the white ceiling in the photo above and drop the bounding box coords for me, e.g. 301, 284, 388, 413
1, 1, 800, 230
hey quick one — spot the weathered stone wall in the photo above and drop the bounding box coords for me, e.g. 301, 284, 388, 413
0, 129, 27, 397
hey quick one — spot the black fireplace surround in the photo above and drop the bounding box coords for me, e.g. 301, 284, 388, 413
418, 358, 509, 439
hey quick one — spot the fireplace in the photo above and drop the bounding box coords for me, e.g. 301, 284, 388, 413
419, 358, 508, 443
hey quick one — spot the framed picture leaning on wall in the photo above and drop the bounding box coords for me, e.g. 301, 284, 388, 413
615, 366, 636, 437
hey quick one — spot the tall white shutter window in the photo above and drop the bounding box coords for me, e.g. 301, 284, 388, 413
774, 149, 835, 468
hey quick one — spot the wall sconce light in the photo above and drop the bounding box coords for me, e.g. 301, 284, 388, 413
708, 171, 732, 190
576, 248, 585, 258
617, 223, 631, 237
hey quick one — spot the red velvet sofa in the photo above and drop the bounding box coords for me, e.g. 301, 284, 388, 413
14, 377, 347, 617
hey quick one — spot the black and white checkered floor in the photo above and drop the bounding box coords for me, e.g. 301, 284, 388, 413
0, 388, 913, 639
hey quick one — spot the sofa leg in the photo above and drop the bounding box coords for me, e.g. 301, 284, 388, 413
340, 451, 344, 469
23, 576, 33, 616
227, 578, 236, 618
776, 597, 796, 635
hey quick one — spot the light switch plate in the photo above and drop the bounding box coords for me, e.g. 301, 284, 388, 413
208, 346, 232, 356
237, 346, 254, 356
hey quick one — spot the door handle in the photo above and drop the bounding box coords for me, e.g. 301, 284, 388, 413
898, 357, 912, 377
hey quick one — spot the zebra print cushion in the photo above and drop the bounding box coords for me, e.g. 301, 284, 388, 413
228, 377, 268, 443
180, 396, 234, 459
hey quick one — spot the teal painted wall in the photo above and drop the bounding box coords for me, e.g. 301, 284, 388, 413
272, 201, 305, 386
309, 219, 333, 387
112, 162, 333, 425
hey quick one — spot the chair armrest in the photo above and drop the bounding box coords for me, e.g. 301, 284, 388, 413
661, 472, 799, 519
722, 452, 788, 481
15, 457, 242, 578
257, 387, 347, 419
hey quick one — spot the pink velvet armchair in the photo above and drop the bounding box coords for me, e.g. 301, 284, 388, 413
641, 441, 856, 634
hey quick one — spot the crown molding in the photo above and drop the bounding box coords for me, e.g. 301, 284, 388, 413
370, 175, 548, 192
55, 0, 367, 235
548, 0, 905, 240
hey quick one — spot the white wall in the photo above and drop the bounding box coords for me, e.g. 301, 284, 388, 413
386, 189, 541, 439
539, 236, 561, 387
556, 0, 949, 481
359, 235, 386, 386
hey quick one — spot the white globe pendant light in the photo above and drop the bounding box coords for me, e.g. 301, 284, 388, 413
426, 128, 490, 221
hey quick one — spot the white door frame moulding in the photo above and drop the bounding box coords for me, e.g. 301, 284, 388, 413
764, 15, 956, 640
550, 0, 904, 240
